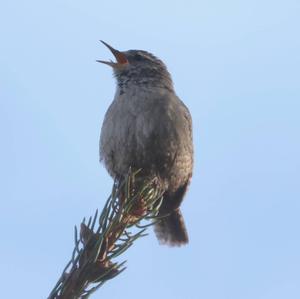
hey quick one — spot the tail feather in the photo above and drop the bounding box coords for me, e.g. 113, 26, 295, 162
154, 209, 188, 246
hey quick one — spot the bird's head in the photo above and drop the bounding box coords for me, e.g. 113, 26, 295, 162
97, 41, 173, 92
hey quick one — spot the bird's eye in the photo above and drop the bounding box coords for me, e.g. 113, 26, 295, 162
134, 54, 143, 61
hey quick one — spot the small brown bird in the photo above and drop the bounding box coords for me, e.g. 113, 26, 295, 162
98, 41, 193, 246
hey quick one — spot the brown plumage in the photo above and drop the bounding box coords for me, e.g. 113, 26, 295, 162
98, 41, 193, 246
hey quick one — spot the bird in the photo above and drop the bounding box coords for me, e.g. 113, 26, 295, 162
98, 41, 193, 246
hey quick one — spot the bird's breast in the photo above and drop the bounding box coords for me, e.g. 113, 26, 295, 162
100, 88, 193, 185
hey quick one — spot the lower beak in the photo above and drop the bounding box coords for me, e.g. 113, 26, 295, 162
97, 40, 128, 67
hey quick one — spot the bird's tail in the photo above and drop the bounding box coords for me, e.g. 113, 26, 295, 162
154, 209, 188, 246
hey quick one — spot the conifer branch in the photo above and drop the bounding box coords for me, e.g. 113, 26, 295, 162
48, 170, 163, 299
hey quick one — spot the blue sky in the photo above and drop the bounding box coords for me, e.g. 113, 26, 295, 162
1, 1, 299, 298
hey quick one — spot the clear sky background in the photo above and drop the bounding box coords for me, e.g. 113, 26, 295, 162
1, 1, 299, 298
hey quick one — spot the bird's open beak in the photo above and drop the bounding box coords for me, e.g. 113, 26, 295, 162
97, 40, 128, 67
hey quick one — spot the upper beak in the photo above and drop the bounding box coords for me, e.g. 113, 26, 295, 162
97, 40, 128, 67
